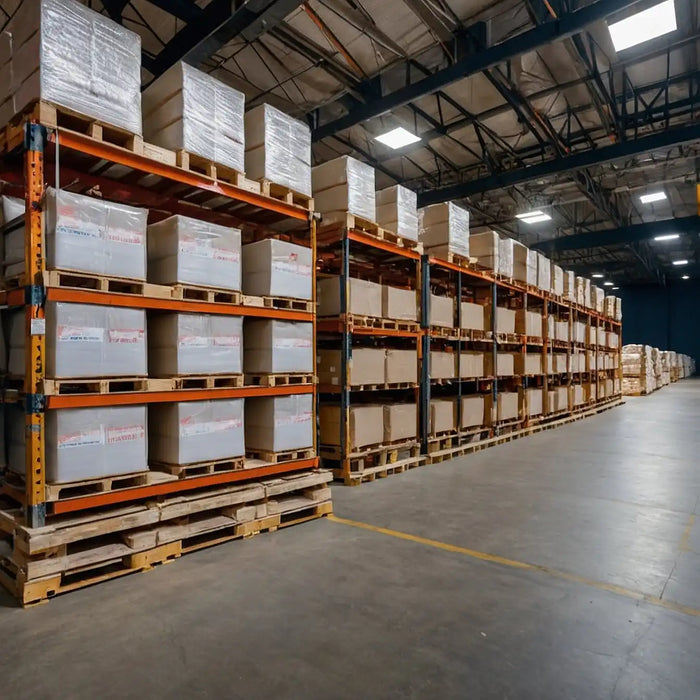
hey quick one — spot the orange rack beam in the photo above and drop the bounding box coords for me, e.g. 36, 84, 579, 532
347, 230, 422, 260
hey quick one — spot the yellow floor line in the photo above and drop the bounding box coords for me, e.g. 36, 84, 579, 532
679, 514, 696, 552
328, 514, 700, 618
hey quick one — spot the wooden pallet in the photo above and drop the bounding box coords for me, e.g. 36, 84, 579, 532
322, 212, 422, 252
426, 246, 476, 268
430, 325, 459, 338
427, 432, 458, 453
42, 270, 171, 298
349, 381, 417, 391
460, 329, 489, 342
176, 151, 261, 193
166, 374, 245, 390
245, 447, 315, 464
245, 373, 315, 387
525, 336, 545, 346
329, 442, 423, 486
328, 314, 420, 333
170, 284, 242, 305
41, 377, 172, 396
494, 332, 524, 345
44, 471, 176, 503
151, 457, 246, 480
260, 179, 314, 211
242, 295, 314, 313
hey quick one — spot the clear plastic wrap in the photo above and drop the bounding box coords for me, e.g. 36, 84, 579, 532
563, 270, 575, 302
551, 264, 564, 296
512, 241, 535, 285
244, 320, 312, 374
536, 252, 551, 292
8, 302, 146, 378
2, 0, 142, 134
312, 155, 375, 222
148, 313, 242, 376
142, 62, 245, 172
418, 202, 470, 258
574, 276, 586, 306
469, 231, 499, 272
46, 188, 147, 280
375, 185, 418, 241
150, 399, 244, 465
592, 285, 604, 313
498, 236, 514, 278
245, 394, 313, 452
148, 215, 241, 291
604, 296, 616, 318
615, 297, 622, 321
2, 195, 25, 278
245, 104, 312, 196
242, 239, 312, 300
583, 278, 592, 308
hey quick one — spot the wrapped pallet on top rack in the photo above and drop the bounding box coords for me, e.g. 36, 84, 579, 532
418, 201, 470, 261
246, 394, 314, 457
497, 236, 514, 278
312, 155, 375, 223
536, 252, 551, 293
376, 185, 418, 241
142, 62, 245, 173
0, 0, 142, 135
242, 239, 312, 300
551, 264, 564, 297
512, 242, 537, 287
563, 270, 575, 302
469, 230, 499, 272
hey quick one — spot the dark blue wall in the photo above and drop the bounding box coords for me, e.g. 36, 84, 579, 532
618, 281, 700, 366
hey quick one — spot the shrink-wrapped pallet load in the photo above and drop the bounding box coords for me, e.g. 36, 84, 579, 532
513, 243, 537, 286
418, 202, 470, 258
551, 264, 564, 296
498, 237, 514, 278
142, 62, 245, 171
242, 240, 312, 300
246, 394, 313, 452
312, 155, 375, 222
375, 185, 418, 241
317, 277, 381, 317
515, 310, 543, 337
460, 302, 486, 331
244, 321, 312, 374
469, 231, 499, 272
622, 344, 654, 395
563, 270, 576, 303
536, 252, 551, 292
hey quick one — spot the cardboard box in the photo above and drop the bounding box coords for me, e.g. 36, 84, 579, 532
317, 347, 384, 386
312, 155, 375, 221
150, 399, 244, 465
148, 215, 241, 291
460, 302, 485, 331
320, 404, 383, 449
429, 294, 454, 328
419, 202, 469, 257
547, 353, 568, 374
430, 351, 456, 379
563, 271, 575, 302
148, 313, 242, 376
461, 395, 484, 429
317, 277, 382, 317
536, 252, 551, 292
386, 349, 417, 384
516, 353, 543, 375
460, 351, 484, 378
488, 306, 516, 334
244, 320, 312, 374
376, 185, 418, 241
571, 385, 585, 406
245, 394, 313, 452
570, 353, 585, 373
515, 309, 542, 336
551, 264, 564, 296
513, 242, 536, 285
556, 321, 569, 342
430, 399, 456, 434
592, 285, 605, 313
547, 387, 568, 413
485, 352, 516, 376
383, 403, 417, 442
382, 286, 417, 321
469, 231, 499, 271
486, 392, 519, 422
242, 239, 312, 300
572, 322, 586, 343
523, 388, 543, 416
498, 237, 514, 278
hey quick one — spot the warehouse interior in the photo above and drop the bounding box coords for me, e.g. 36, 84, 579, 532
0, 0, 698, 697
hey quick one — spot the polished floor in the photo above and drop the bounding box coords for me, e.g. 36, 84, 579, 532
2, 380, 699, 699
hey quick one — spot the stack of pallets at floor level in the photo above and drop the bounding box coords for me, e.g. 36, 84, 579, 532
622, 344, 694, 395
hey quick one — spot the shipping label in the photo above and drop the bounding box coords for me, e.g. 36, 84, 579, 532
178, 335, 210, 347
57, 428, 104, 449
273, 338, 312, 349
275, 411, 312, 426
109, 329, 144, 344
106, 425, 145, 444
179, 417, 243, 438
57, 326, 104, 343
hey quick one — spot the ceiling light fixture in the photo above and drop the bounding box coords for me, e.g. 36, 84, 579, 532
608, 0, 677, 52
640, 191, 667, 204
672, 259, 688, 266
653, 234, 679, 241
374, 127, 421, 149
682, 275, 690, 280
515, 210, 552, 224
612, 287, 620, 290
592, 273, 604, 278
603, 281, 614, 286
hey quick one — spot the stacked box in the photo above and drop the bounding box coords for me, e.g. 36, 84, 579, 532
597, 327, 606, 346
142, 62, 245, 172
513, 243, 537, 286
382, 286, 417, 321
608, 332, 619, 349
386, 350, 417, 384
245, 394, 313, 452
312, 156, 375, 221
0, 0, 142, 134
461, 302, 486, 331
485, 352, 516, 376
486, 392, 519, 422
2, 196, 25, 278
317, 348, 384, 386
563, 271, 575, 302
547, 387, 568, 413
524, 388, 543, 417
570, 353, 586, 373
9, 302, 146, 378
419, 202, 469, 258
148, 215, 241, 291
148, 313, 242, 376
556, 321, 569, 342
547, 354, 568, 374
489, 306, 516, 334
592, 286, 605, 313
516, 354, 543, 375
498, 237, 514, 278
515, 310, 543, 337
244, 321, 312, 374
461, 396, 484, 429
383, 404, 417, 442
320, 405, 383, 449
572, 322, 586, 343
604, 296, 616, 319
430, 399, 456, 434
150, 400, 244, 465
376, 185, 418, 241
551, 264, 564, 296
589, 326, 597, 345
469, 231, 499, 271
583, 278, 592, 308
571, 385, 585, 406
317, 277, 382, 317
536, 253, 551, 292
574, 277, 586, 306
614, 297, 622, 321
460, 351, 484, 378
242, 240, 312, 300
431, 351, 456, 379
430, 294, 454, 328
245, 103, 312, 196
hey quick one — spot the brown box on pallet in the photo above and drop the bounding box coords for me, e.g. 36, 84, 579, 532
460, 351, 484, 378
317, 276, 382, 317
515, 309, 543, 337
430, 350, 456, 379
515, 353, 543, 375
461, 395, 485, 429
486, 306, 516, 334
386, 349, 417, 384
485, 392, 519, 422
429, 293, 454, 327
382, 285, 417, 321
460, 301, 486, 331
547, 386, 569, 413
245, 394, 313, 452
317, 348, 384, 386
383, 403, 417, 442
484, 352, 516, 376
522, 387, 543, 417
320, 404, 383, 449
430, 399, 456, 434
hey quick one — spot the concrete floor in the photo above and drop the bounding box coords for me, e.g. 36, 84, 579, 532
2, 381, 700, 699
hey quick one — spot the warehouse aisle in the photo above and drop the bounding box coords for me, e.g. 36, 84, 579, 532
2, 381, 699, 699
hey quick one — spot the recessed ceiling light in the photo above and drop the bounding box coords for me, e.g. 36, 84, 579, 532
592, 273, 604, 278
603, 281, 614, 286
608, 0, 677, 52
653, 233, 679, 241
682, 275, 690, 280
641, 191, 667, 204
515, 210, 552, 224
374, 127, 421, 149
672, 259, 688, 266
612, 287, 619, 290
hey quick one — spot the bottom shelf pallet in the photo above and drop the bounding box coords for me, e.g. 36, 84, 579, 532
0, 469, 332, 606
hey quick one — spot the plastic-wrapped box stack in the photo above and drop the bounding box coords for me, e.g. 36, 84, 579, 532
312, 155, 375, 222
622, 344, 654, 395
0, 0, 142, 134
513, 242, 537, 287
498, 237, 514, 278
245, 104, 312, 196
142, 62, 245, 172
563, 271, 575, 303
551, 264, 564, 297
246, 394, 313, 453
242, 240, 312, 300
317, 277, 381, 317
375, 185, 418, 241
536, 253, 551, 293
418, 202, 470, 259
244, 321, 313, 374
469, 231, 499, 272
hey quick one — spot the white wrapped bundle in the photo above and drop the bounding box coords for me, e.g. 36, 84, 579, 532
498, 237, 514, 278
242, 239, 312, 300
536, 252, 551, 292
142, 62, 245, 172
312, 156, 375, 222
469, 231, 499, 272
563, 270, 575, 302
1, 196, 25, 278
376, 185, 418, 241
419, 202, 470, 258
245, 394, 313, 452
0, 0, 142, 134
551, 264, 564, 296
244, 320, 313, 374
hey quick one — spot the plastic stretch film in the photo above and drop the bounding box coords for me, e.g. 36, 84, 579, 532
1, 195, 24, 278
498, 237, 514, 278
469, 231, 499, 272
375, 185, 418, 241
142, 62, 245, 172
149, 313, 243, 376
419, 202, 470, 258
150, 399, 244, 465
242, 239, 312, 300
536, 252, 551, 292
245, 394, 313, 452
0, 0, 142, 134
551, 264, 564, 296
244, 320, 313, 374
245, 103, 312, 196
312, 155, 375, 222
563, 270, 575, 302
148, 215, 241, 291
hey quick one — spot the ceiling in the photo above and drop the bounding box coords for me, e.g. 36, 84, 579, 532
2, 0, 698, 285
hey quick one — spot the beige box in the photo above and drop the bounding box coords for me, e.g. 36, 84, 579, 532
547, 353, 568, 374
317, 348, 384, 386
244, 320, 313, 374
523, 388, 543, 416
551, 264, 564, 296
513, 243, 537, 286
430, 399, 456, 434
488, 306, 516, 334
563, 271, 576, 302
547, 387, 568, 413
485, 352, 516, 376
245, 394, 313, 452
430, 294, 455, 328
383, 403, 417, 442
242, 239, 312, 300
430, 351, 456, 379
419, 202, 470, 257
312, 155, 375, 221
469, 231, 499, 271
376, 185, 418, 241
556, 321, 569, 342
460, 351, 484, 378
572, 322, 586, 343
382, 286, 417, 321
486, 392, 519, 422
460, 302, 486, 331
320, 404, 383, 449
515, 310, 542, 336
516, 353, 543, 375
571, 385, 585, 406
461, 395, 484, 429
317, 277, 382, 317
386, 349, 417, 384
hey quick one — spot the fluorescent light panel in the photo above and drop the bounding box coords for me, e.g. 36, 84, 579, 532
592, 273, 604, 278
375, 127, 421, 149
608, 0, 677, 52
682, 275, 690, 280
603, 281, 614, 286
672, 259, 688, 266
516, 210, 552, 224
612, 287, 620, 290
640, 191, 667, 204
654, 234, 679, 241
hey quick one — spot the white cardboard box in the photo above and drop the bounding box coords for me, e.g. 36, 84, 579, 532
382, 286, 417, 321
312, 155, 375, 221
460, 302, 485, 331
244, 320, 312, 374
245, 394, 313, 452
376, 185, 418, 241
419, 202, 470, 257
242, 239, 312, 300
430, 351, 456, 379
